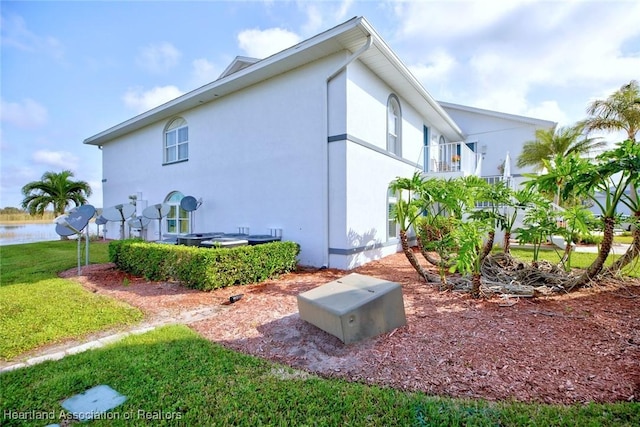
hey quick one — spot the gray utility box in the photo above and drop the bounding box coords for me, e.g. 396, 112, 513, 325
297, 273, 406, 344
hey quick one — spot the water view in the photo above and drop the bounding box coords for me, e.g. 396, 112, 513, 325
0, 223, 98, 246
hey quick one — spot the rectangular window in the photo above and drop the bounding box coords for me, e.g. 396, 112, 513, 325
388, 203, 398, 239
387, 188, 398, 240
164, 124, 188, 164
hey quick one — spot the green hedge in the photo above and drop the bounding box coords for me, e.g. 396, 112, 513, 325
108, 239, 300, 291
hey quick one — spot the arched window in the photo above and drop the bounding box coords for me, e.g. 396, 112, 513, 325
387, 186, 399, 241
387, 95, 402, 156
164, 117, 188, 164
164, 191, 189, 234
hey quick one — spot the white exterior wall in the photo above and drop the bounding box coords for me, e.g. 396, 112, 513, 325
442, 106, 553, 178
102, 53, 345, 267
344, 61, 426, 166
326, 60, 448, 269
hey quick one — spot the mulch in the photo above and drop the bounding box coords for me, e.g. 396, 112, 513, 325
60, 252, 640, 404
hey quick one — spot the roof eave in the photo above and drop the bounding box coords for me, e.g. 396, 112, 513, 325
84, 17, 365, 146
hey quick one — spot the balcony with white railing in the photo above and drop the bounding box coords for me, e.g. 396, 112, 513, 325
424, 142, 480, 177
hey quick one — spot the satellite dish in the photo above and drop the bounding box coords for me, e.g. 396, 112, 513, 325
54, 205, 96, 236
102, 203, 135, 239
53, 204, 96, 274
142, 203, 170, 241
102, 203, 135, 221
180, 196, 198, 211
128, 216, 150, 239
180, 196, 203, 233
95, 215, 107, 241
128, 216, 150, 229
142, 203, 170, 219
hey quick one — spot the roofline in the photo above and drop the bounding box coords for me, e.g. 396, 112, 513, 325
439, 101, 557, 128
84, 16, 365, 146
359, 19, 464, 140
84, 16, 463, 146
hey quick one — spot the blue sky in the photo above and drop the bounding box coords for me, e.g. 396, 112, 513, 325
1, 0, 639, 209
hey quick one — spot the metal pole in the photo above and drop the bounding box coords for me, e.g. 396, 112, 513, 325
77, 233, 81, 275
85, 226, 90, 266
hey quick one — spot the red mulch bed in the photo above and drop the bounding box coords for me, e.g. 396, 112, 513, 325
61, 252, 640, 404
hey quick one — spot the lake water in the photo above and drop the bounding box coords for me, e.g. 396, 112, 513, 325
0, 223, 98, 246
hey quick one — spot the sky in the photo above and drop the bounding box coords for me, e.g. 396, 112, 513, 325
1, 0, 639, 209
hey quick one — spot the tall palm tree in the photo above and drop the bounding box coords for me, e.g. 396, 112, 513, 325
21, 170, 92, 217
582, 80, 640, 142
582, 80, 640, 273
516, 124, 606, 171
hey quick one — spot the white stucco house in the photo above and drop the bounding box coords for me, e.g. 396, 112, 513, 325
84, 16, 555, 269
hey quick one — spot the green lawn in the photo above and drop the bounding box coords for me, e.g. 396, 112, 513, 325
510, 247, 640, 278
614, 234, 634, 244
0, 241, 143, 360
1, 325, 638, 426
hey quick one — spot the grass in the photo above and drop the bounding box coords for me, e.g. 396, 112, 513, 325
1, 325, 638, 426
614, 234, 634, 244
510, 247, 640, 278
0, 241, 143, 360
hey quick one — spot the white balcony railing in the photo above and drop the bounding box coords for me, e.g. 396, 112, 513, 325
425, 142, 479, 175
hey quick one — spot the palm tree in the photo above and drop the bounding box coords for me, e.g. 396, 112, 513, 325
517, 124, 606, 172
389, 172, 432, 282
582, 80, 640, 273
21, 170, 92, 217
582, 80, 640, 142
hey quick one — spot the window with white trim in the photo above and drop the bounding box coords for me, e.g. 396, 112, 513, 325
164, 118, 188, 164
164, 191, 189, 234
387, 95, 402, 156
387, 187, 399, 240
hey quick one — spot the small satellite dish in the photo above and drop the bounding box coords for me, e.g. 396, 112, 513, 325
128, 216, 150, 239
53, 204, 96, 274
180, 196, 198, 211
102, 203, 135, 239
180, 196, 203, 233
142, 203, 170, 241
142, 203, 170, 219
102, 203, 135, 222
95, 215, 108, 241
128, 216, 150, 229
55, 205, 96, 236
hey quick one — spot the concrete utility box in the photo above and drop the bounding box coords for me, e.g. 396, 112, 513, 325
297, 273, 406, 344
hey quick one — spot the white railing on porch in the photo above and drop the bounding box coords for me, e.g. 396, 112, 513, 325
426, 142, 478, 175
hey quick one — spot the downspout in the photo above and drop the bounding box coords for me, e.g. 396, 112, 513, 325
323, 34, 372, 267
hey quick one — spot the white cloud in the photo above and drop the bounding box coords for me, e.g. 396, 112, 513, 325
136, 42, 181, 73
191, 58, 220, 87
0, 13, 65, 60
334, 0, 354, 22
408, 50, 457, 88
300, 3, 323, 35
0, 98, 48, 128
237, 27, 301, 58
122, 86, 184, 113
33, 150, 79, 170
393, 1, 640, 125
524, 101, 567, 125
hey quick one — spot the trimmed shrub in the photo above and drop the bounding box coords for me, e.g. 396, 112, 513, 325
108, 240, 300, 290
578, 233, 603, 245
